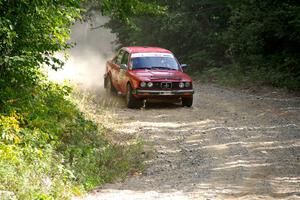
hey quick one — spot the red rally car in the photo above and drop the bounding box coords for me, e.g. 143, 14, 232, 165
104, 46, 194, 108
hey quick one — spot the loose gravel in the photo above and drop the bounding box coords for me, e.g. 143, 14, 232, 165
74, 84, 300, 200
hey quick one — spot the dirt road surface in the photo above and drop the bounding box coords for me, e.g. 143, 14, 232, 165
75, 83, 300, 200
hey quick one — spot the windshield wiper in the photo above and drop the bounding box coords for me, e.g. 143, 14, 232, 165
134, 67, 152, 70
151, 66, 176, 70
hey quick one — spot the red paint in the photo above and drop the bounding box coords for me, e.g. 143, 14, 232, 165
105, 46, 194, 100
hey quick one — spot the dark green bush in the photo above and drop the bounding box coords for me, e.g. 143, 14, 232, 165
104, 0, 300, 90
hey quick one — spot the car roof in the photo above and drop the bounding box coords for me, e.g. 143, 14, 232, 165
123, 46, 172, 54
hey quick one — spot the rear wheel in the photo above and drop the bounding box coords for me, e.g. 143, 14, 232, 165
126, 84, 143, 108
182, 96, 193, 107
105, 76, 117, 95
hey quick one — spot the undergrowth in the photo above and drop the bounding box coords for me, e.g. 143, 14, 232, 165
0, 72, 143, 199
195, 65, 300, 91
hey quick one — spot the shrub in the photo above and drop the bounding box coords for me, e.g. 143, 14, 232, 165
0, 73, 143, 199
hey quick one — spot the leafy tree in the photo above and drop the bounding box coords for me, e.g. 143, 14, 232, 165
0, 0, 82, 78
104, 0, 231, 68
0, 0, 150, 198
226, 0, 300, 88
0, 0, 164, 90
84, 0, 165, 21
104, 0, 300, 89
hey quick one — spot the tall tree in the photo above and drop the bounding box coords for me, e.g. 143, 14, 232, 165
226, 0, 300, 88
0, 0, 82, 88
104, 0, 300, 89
104, 0, 231, 68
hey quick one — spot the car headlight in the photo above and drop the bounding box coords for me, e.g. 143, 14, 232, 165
185, 82, 191, 87
140, 82, 146, 88
179, 82, 185, 88
147, 82, 153, 87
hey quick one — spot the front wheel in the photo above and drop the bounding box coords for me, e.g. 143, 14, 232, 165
126, 84, 143, 109
182, 96, 193, 107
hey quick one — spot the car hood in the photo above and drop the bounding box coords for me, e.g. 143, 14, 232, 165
129, 70, 192, 82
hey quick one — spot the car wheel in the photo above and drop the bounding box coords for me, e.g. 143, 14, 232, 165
126, 84, 142, 108
105, 76, 117, 95
182, 96, 193, 107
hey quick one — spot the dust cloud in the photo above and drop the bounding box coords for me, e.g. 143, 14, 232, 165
47, 15, 116, 90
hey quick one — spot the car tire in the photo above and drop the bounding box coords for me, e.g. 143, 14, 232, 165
182, 96, 193, 107
126, 84, 143, 109
105, 76, 117, 95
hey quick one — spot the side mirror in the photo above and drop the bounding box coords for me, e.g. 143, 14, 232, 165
180, 64, 188, 70
120, 64, 127, 70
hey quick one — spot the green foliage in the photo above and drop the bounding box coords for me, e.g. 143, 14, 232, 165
225, 0, 300, 89
84, 0, 166, 22
104, 0, 231, 67
0, 73, 143, 199
0, 1, 83, 196
101, 0, 165, 18
104, 0, 300, 90
0, 0, 82, 73
0, 1, 146, 199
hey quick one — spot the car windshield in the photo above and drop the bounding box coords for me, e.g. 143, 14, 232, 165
131, 56, 179, 70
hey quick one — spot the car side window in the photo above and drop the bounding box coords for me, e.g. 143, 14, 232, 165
115, 50, 124, 65
121, 52, 129, 65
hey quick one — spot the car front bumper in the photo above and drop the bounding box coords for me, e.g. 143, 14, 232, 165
133, 89, 194, 97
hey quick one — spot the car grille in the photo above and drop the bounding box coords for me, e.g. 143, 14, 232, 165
151, 82, 189, 89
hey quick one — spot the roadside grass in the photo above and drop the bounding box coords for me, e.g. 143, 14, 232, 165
193, 65, 300, 91
71, 87, 145, 182
0, 76, 144, 200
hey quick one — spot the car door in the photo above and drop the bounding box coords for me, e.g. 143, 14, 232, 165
118, 51, 130, 93
111, 50, 124, 91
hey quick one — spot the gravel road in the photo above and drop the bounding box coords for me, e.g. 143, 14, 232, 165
75, 83, 300, 200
